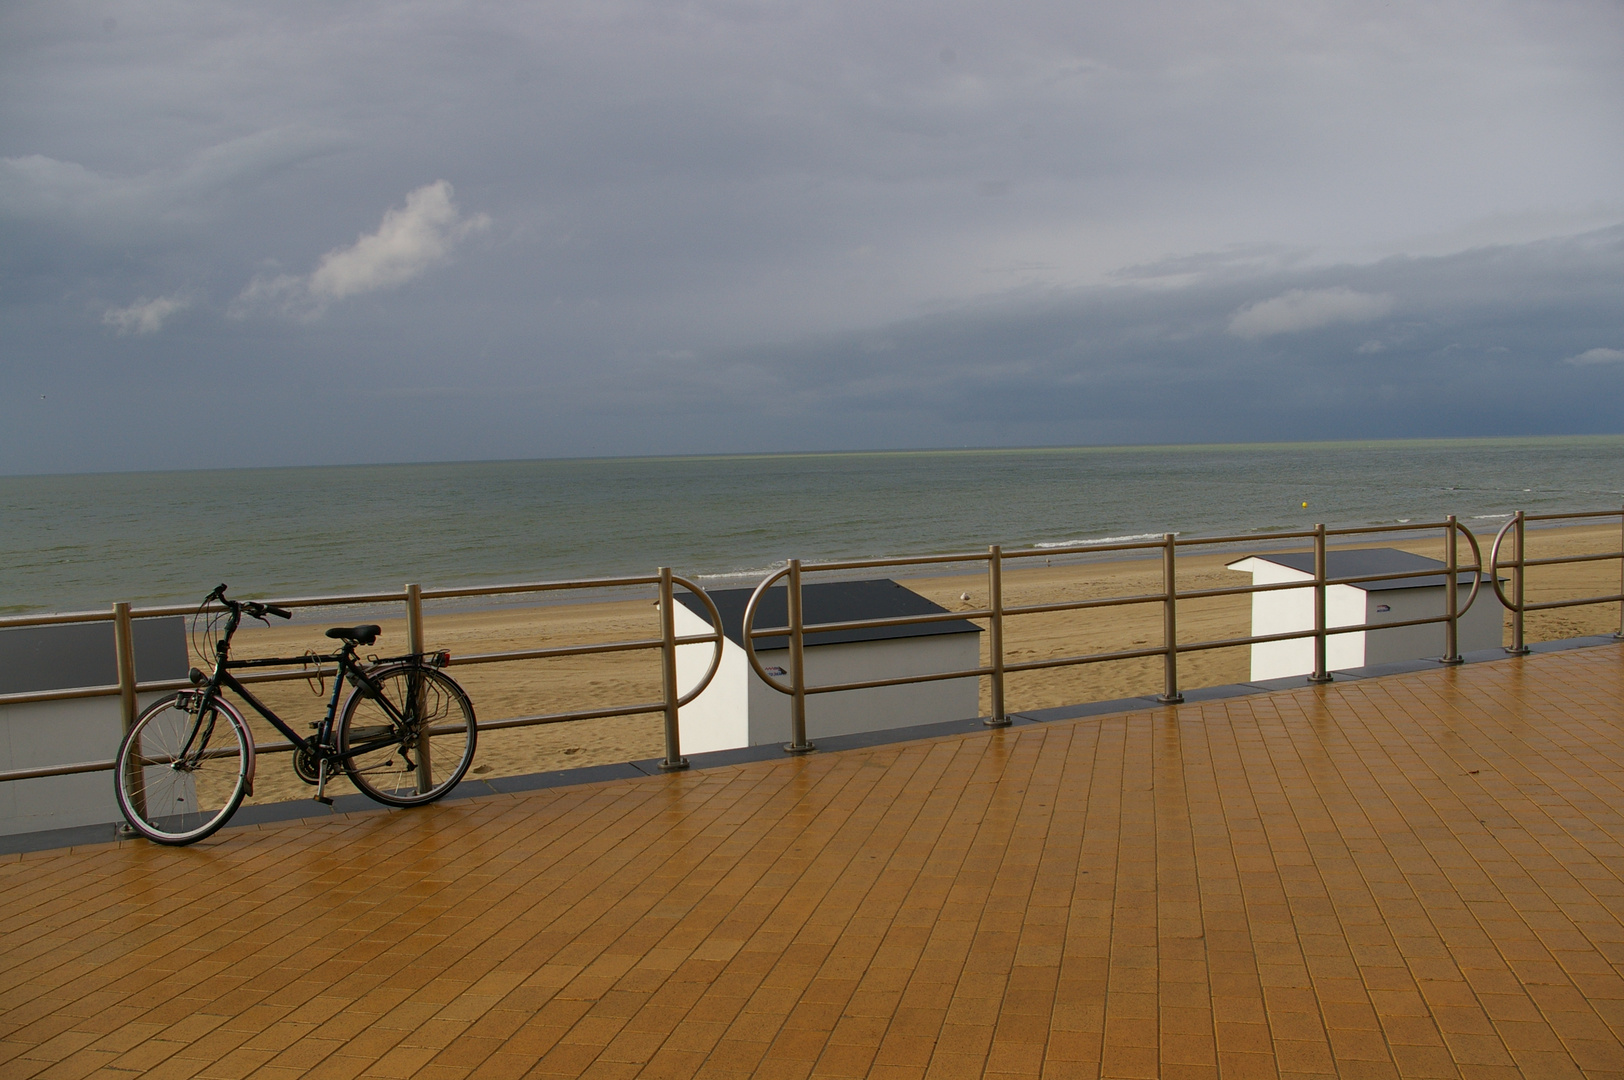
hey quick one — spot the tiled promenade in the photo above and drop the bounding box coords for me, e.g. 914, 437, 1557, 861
4, 646, 1624, 1080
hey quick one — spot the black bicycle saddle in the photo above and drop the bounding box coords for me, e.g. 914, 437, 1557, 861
325, 624, 381, 646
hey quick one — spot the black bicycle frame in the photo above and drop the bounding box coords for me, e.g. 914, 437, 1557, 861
211, 653, 408, 763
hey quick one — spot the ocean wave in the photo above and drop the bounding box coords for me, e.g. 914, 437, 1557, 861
695, 564, 786, 584
1472, 513, 1514, 520
1034, 532, 1172, 549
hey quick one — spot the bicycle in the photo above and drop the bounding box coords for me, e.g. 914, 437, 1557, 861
115, 584, 477, 845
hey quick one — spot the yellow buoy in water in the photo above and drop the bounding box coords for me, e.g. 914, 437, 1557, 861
1301, 502, 1308, 508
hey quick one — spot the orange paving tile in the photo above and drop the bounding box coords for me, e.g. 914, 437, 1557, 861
4, 645, 1624, 1079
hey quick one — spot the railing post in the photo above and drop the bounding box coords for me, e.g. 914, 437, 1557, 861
1441, 516, 1462, 664
1508, 510, 1529, 654
984, 545, 1010, 726
783, 559, 815, 754
114, 601, 144, 832
657, 567, 689, 770
113, 602, 138, 735
1157, 533, 1183, 704
405, 583, 425, 655
1309, 523, 1333, 683
404, 583, 433, 793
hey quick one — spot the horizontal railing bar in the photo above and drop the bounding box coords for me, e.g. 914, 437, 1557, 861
0, 758, 117, 782
1514, 550, 1624, 569
137, 678, 193, 694
1523, 510, 1624, 523
792, 551, 991, 574
0, 631, 721, 708
1005, 644, 1170, 672
1175, 581, 1307, 603
1520, 592, 1624, 612
1174, 570, 1486, 606
801, 665, 991, 695
419, 574, 663, 600
133, 591, 410, 619
0, 610, 113, 630
449, 637, 666, 666
1167, 530, 1320, 548
1175, 625, 1342, 653
1000, 593, 1164, 617
0, 684, 122, 707
747, 607, 987, 640
1322, 520, 1455, 537
1175, 613, 1455, 656
0, 697, 667, 785
1320, 566, 1484, 588
477, 702, 667, 731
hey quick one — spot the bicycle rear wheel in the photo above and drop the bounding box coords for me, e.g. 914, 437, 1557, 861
115, 692, 250, 845
338, 664, 476, 807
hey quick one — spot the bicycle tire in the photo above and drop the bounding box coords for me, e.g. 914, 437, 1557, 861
337, 664, 476, 807
115, 692, 250, 845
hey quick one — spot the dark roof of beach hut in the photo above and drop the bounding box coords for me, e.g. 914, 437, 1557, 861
677, 578, 981, 651
1227, 547, 1494, 591
0, 617, 188, 696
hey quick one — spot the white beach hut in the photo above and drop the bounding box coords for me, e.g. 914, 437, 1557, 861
673, 579, 982, 753
0, 617, 188, 835
1226, 548, 1502, 680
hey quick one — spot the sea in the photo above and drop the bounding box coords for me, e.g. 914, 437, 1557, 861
2, 436, 1620, 616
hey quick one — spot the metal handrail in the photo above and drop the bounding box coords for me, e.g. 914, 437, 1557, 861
9, 507, 1624, 788
0, 568, 725, 784
1490, 507, 1624, 654
741, 518, 1489, 738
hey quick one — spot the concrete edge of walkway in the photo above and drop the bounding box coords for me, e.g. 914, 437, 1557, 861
5, 633, 1618, 858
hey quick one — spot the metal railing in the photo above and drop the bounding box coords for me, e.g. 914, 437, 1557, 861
5, 508, 1623, 786
0, 569, 725, 785
741, 518, 1490, 741
1491, 508, 1624, 653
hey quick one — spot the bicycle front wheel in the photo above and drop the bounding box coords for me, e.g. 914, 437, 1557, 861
115, 692, 250, 845
338, 665, 476, 807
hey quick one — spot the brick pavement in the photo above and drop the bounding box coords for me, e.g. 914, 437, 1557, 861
3, 646, 1623, 1079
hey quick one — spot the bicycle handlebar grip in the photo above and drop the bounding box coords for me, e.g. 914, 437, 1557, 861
266, 605, 293, 619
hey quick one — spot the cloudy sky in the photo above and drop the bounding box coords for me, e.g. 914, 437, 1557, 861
3, 0, 1623, 473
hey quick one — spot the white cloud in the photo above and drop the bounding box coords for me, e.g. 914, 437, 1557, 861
1566, 347, 1624, 365
102, 295, 188, 335
1228, 287, 1394, 340
233, 181, 489, 319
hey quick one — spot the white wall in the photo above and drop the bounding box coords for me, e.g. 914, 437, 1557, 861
1234, 560, 1366, 680
674, 604, 981, 752
674, 604, 751, 754
0, 693, 163, 836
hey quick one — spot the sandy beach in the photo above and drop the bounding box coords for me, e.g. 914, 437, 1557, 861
228, 521, 1622, 806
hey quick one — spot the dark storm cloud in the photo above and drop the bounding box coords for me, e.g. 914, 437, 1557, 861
2, 1, 1622, 471
672, 226, 1624, 447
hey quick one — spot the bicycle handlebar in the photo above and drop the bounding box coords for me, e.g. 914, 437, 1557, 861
207, 585, 293, 621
